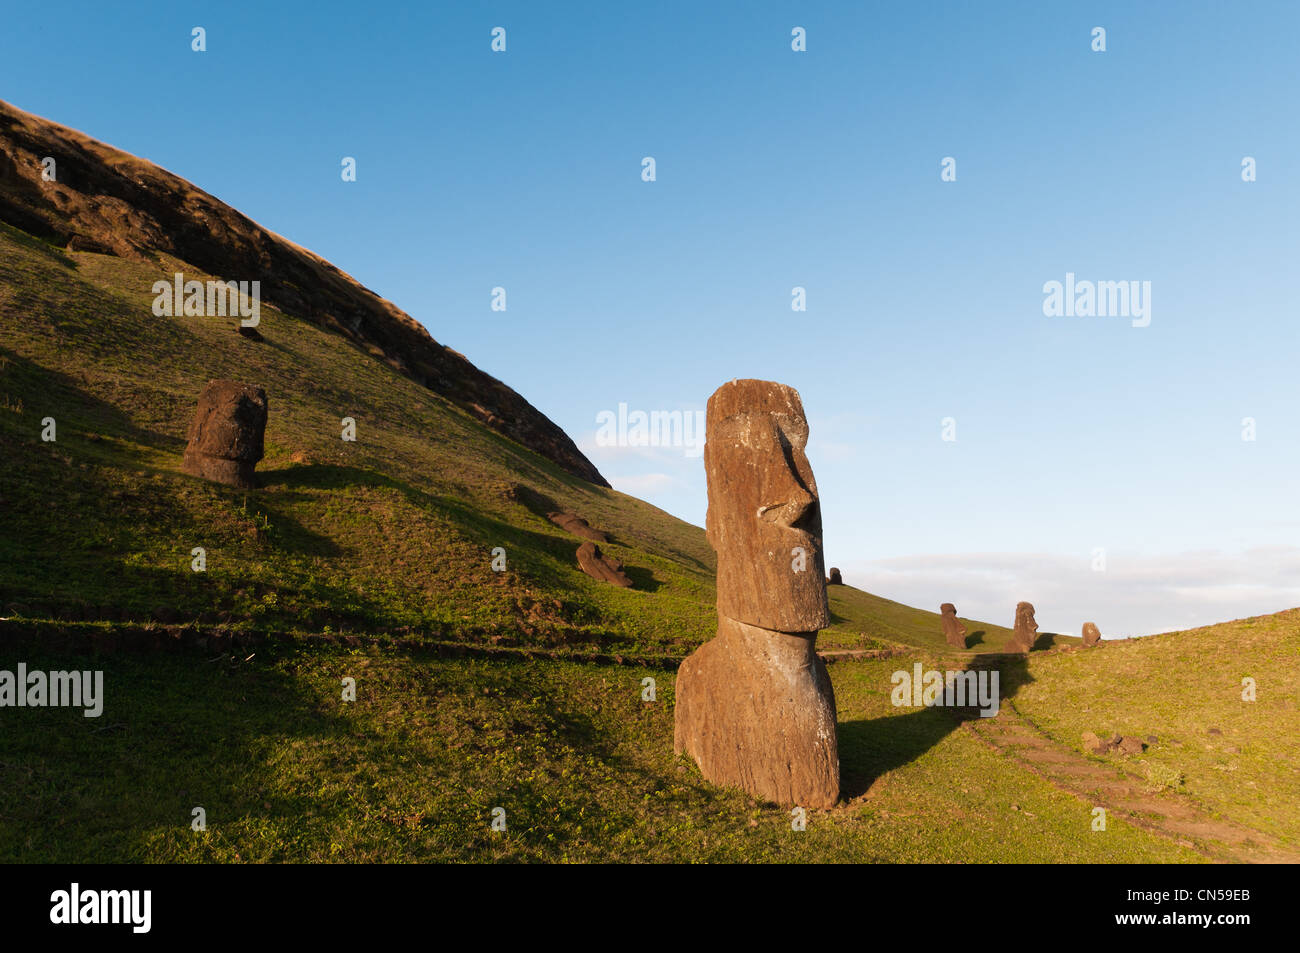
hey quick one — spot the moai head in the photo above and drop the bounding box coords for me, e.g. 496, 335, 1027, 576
1014, 601, 1039, 643
182, 380, 268, 488
940, 603, 968, 646
704, 379, 829, 632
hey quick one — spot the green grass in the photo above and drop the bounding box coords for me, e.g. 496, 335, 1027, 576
0, 221, 1019, 656
1012, 610, 1300, 846
0, 217, 1285, 863
0, 646, 1200, 863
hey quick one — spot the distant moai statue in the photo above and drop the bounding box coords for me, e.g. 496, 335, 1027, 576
1081, 622, 1102, 647
1009, 602, 1039, 653
575, 541, 632, 587
826, 567, 843, 585
940, 603, 968, 649
674, 379, 839, 810
181, 380, 268, 488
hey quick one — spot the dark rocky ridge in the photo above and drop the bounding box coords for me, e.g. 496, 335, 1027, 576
0, 99, 608, 487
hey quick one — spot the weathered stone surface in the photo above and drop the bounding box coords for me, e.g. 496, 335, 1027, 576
940, 602, 968, 649
1082, 621, 1102, 646
575, 541, 632, 587
705, 379, 830, 633
1119, 736, 1146, 756
1008, 601, 1038, 653
1081, 730, 1108, 755
181, 380, 267, 488
827, 567, 843, 585
674, 379, 839, 809
674, 617, 838, 809
548, 511, 608, 542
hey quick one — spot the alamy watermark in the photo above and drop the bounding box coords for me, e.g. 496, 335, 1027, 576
50, 883, 150, 933
0, 664, 103, 717
595, 403, 705, 457
1042, 272, 1150, 327
152, 272, 260, 327
891, 662, 999, 718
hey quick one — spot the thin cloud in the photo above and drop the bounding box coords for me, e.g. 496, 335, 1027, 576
839, 548, 1300, 639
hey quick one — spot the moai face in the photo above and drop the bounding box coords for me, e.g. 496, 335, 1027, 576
704, 380, 829, 633
182, 380, 268, 488
196, 386, 267, 463
1015, 602, 1039, 637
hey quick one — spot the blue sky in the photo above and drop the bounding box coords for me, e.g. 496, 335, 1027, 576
4, 1, 1297, 635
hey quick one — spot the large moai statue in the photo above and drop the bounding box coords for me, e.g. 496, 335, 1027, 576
940, 603, 968, 649
674, 379, 839, 810
1081, 622, 1102, 647
1009, 601, 1039, 653
181, 380, 268, 489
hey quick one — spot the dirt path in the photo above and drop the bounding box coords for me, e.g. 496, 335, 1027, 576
967, 701, 1300, 863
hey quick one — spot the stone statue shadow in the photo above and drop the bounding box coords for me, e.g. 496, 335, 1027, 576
0, 346, 184, 453
0, 643, 374, 862
836, 652, 1036, 800
621, 565, 662, 593
1032, 631, 1068, 650
221, 492, 343, 558
838, 706, 967, 799
499, 481, 629, 548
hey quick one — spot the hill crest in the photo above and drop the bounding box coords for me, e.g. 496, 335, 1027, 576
0, 98, 607, 487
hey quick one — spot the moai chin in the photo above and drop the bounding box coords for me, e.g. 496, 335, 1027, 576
673, 379, 839, 809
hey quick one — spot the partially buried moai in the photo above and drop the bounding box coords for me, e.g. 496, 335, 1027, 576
1081, 622, 1101, 647
940, 603, 968, 649
181, 380, 268, 489
673, 379, 839, 810
1009, 601, 1039, 653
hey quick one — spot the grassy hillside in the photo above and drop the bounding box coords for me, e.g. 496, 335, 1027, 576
0, 220, 1019, 657
3, 215, 1291, 864
1011, 610, 1300, 849
0, 644, 1203, 863
822, 586, 1071, 654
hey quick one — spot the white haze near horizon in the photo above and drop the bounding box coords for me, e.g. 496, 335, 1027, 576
582, 431, 1300, 639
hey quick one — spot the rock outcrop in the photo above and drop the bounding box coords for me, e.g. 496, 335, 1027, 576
1082, 730, 1146, 756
